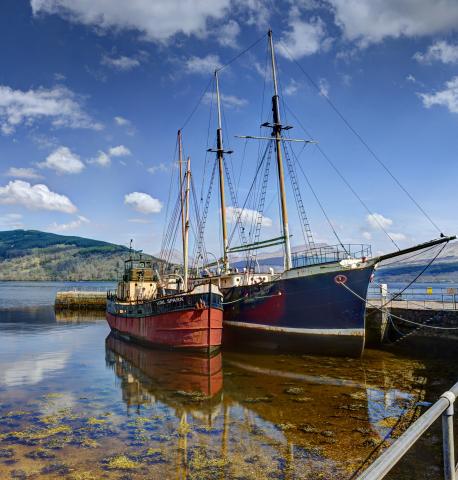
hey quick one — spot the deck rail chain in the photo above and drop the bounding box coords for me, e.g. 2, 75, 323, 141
356, 381, 458, 480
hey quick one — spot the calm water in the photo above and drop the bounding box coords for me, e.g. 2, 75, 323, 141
0, 281, 115, 309
0, 283, 457, 479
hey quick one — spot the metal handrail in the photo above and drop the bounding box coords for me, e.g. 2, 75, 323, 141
367, 286, 458, 310
357, 381, 458, 480
292, 244, 372, 268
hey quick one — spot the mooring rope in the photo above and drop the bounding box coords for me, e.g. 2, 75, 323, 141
222, 295, 247, 305
370, 280, 455, 313
369, 242, 448, 314
339, 281, 458, 330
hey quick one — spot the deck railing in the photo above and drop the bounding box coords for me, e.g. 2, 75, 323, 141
292, 244, 372, 268
356, 381, 458, 480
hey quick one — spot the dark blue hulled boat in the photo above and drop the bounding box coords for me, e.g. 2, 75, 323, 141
221, 246, 375, 356
189, 30, 454, 356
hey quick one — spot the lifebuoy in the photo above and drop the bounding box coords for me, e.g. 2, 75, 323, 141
334, 274, 348, 285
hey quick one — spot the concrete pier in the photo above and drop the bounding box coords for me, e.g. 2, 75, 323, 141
366, 302, 458, 346
55, 290, 107, 311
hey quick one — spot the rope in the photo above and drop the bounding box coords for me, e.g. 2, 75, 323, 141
378, 243, 441, 267
289, 140, 349, 254
387, 313, 435, 346
279, 42, 443, 236
215, 32, 267, 73
284, 104, 400, 251
222, 295, 247, 305
180, 77, 213, 131
370, 280, 454, 313
340, 282, 458, 330
376, 242, 448, 310
227, 140, 273, 247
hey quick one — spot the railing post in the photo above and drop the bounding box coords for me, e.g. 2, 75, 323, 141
441, 391, 456, 480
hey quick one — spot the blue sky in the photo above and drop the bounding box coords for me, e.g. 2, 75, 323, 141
0, 0, 457, 257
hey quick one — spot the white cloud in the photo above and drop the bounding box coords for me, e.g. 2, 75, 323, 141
414, 41, 458, 64
89, 151, 111, 167
124, 192, 162, 214
114, 115, 134, 135
203, 92, 247, 109
5, 167, 43, 179
38, 146, 85, 174
284, 79, 300, 96
88, 145, 131, 167
0, 213, 23, 229
1, 352, 69, 387
101, 54, 140, 71
109, 145, 131, 157
366, 213, 393, 230
0, 180, 77, 213
277, 10, 330, 59
217, 20, 240, 48
0, 85, 102, 135
388, 232, 407, 241
419, 76, 458, 114
235, 0, 270, 28
328, 0, 458, 47
362, 231, 372, 241
227, 206, 272, 227
114, 115, 130, 126
318, 77, 330, 97
406, 74, 417, 83
147, 163, 169, 174
128, 217, 153, 224
49, 215, 89, 232
341, 73, 352, 86
186, 54, 222, 75
31, 0, 231, 42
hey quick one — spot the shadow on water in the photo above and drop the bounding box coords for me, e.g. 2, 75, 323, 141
0, 306, 456, 479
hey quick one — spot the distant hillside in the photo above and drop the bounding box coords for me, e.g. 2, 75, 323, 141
376, 241, 458, 283
0, 230, 163, 281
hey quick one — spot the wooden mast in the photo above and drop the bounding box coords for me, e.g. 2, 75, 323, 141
215, 70, 230, 273
183, 156, 191, 291
268, 29, 292, 270
178, 129, 187, 289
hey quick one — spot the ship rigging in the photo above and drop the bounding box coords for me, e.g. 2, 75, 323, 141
160, 29, 455, 356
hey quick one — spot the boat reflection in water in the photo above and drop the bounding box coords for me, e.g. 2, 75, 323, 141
105, 335, 427, 479
105, 333, 223, 414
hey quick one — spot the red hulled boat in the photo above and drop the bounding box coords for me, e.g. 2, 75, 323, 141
106, 154, 223, 352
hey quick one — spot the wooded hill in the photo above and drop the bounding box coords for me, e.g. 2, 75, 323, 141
0, 230, 162, 281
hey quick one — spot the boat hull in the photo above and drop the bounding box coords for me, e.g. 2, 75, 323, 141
222, 264, 374, 356
106, 291, 223, 352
